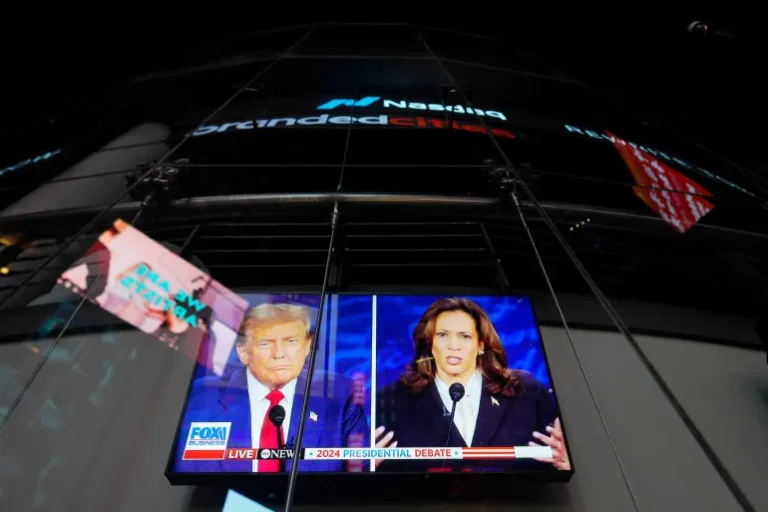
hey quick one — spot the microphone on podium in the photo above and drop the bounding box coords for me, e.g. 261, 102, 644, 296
449, 383, 465, 403
269, 405, 287, 472
443, 383, 465, 469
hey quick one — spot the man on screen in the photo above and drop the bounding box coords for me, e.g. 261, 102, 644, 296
175, 303, 369, 472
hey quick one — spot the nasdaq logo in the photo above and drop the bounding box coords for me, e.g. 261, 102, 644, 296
316, 96, 507, 121
316, 96, 381, 110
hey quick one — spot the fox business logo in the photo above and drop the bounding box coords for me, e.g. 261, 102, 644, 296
185, 422, 231, 448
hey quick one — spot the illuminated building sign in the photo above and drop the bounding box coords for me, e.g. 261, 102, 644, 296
563, 124, 756, 198
316, 96, 508, 121
0, 149, 61, 177
192, 114, 516, 139
317, 97, 381, 110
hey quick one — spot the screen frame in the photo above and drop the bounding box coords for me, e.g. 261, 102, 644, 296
164, 290, 574, 503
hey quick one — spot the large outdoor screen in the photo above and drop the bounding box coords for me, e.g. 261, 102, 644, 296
167, 293, 573, 478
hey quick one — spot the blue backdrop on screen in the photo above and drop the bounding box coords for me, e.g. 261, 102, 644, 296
375, 295, 551, 389
326, 294, 374, 392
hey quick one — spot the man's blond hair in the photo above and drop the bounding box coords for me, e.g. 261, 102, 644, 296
237, 303, 311, 343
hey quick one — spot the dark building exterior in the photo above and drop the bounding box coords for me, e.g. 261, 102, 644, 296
0, 23, 766, 512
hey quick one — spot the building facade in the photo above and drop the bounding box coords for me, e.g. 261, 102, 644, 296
0, 23, 766, 512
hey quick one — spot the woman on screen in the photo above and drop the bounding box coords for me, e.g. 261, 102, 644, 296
375, 297, 570, 471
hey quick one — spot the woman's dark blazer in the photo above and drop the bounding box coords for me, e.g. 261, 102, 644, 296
375, 371, 558, 472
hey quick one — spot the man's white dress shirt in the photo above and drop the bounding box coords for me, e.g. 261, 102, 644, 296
246, 371, 297, 472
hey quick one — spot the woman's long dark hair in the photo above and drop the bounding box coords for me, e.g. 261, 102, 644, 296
401, 297, 523, 397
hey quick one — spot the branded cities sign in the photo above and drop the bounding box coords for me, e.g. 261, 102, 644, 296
191, 96, 513, 139
192, 114, 516, 139
186, 95, 754, 200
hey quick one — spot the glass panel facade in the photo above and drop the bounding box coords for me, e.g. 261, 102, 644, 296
0, 22, 765, 512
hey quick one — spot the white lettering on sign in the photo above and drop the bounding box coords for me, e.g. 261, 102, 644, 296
320, 96, 507, 121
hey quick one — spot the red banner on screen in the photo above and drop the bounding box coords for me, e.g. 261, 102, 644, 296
608, 131, 715, 233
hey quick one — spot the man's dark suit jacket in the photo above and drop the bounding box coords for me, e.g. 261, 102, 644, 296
172, 368, 368, 473
375, 371, 558, 472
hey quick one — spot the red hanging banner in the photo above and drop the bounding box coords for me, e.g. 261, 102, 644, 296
608, 131, 715, 233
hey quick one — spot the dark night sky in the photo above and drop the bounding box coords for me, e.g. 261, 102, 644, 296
3, 18, 766, 172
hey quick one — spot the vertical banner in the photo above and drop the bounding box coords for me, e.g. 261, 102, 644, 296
608, 131, 715, 233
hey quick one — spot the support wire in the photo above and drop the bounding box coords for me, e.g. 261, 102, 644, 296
416, 27, 756, 512
416, 27, 645, 512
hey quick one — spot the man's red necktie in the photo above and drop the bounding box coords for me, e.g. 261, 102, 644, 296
258, 389, 285, 472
